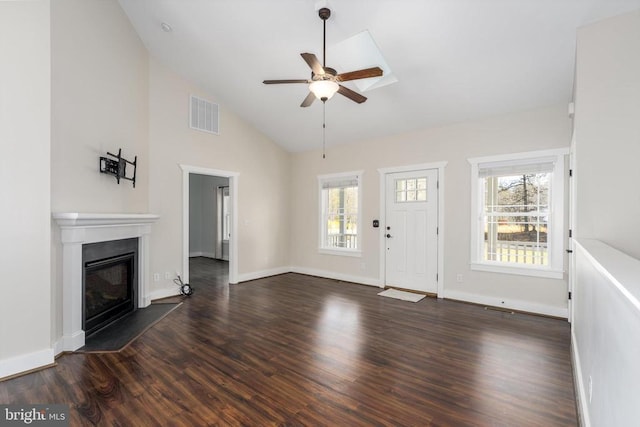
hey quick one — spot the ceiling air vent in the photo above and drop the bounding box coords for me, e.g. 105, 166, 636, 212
190, 95, 219, 134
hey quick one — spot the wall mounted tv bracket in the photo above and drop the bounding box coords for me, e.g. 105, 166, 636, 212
99, 148, 137, 188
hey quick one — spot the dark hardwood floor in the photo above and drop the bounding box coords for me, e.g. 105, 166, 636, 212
1, 258, 577, 426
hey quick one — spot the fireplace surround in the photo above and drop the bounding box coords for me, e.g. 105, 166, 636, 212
53, 213, 159, 351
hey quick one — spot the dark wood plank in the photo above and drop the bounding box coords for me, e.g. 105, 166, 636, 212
0, 258, 577, 425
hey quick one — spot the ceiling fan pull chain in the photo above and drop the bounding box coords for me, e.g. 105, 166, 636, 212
322, 101, 326, 159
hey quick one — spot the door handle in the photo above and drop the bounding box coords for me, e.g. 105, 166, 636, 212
386, 234, 392, 238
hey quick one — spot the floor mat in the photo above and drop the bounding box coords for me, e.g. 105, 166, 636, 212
377, 288, 425, 302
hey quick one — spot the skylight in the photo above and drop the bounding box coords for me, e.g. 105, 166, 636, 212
328, 30, 397, 92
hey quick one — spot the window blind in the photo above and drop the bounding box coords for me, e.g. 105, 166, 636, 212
321, 176, 359, 189
478, 157, 555, 178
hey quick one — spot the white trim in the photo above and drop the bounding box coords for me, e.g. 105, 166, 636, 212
53, 339, 64, 357
470, 262, 564, 279
377, 161, 447, 297
378, 161, 448, 175
318, 248, 362, 257
149, 286, 181, 301
443, 289, 568, 318
317, 170, 363, 256
468, 148, 568, 278
568, 132, 577, 323
574, 239, 640, 313
52, 213, 159, 351
53, 212, 159, 226
0, 348, 54, 380
467, 147, 569, 165
237, 266, 291, 283
572, 328, 592, 427
189, 251, 217, 259
290, 266, 383, 288
180, 164, 239, 284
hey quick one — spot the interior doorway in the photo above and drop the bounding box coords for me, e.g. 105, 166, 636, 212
181, 165, 239, 285
188, 173, 229, 283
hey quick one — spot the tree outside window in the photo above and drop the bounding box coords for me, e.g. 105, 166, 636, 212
468, 149, 567, 279
484, 173, 550, 265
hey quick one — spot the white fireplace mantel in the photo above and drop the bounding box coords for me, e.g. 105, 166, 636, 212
53, 212, 159, 351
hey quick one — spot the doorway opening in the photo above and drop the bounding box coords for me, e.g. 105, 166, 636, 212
181, 165, 239, 285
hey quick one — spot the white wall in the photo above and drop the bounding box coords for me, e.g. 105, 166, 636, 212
0, 0, 53, 378
50, 0, 149, 213
49, 0, 150, 352
573, 240, 640, 427
572, 10, 640, 426
148, 56, 291, 293
291, 105, 571, 316
574, 9, 640, 260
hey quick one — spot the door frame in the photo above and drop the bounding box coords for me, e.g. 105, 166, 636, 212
568, 131, 577, 323
180, 164, 239, 284
378, 161, 447, 296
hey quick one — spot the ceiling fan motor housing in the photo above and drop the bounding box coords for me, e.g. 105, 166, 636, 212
315, 67, 337, 81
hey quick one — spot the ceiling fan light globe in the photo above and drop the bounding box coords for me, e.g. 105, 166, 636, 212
309, 80, 339, 101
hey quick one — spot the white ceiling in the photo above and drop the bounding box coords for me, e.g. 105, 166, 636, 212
118, 0, 640, 153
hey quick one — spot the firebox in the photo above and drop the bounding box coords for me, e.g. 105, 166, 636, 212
82, 238, 138, 336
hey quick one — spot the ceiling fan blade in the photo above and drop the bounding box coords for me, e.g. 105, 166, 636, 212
263, 79, 310, 84
338, 85, 367, 104
336, 67, 383, 82
301, 53, 324, 76
300, 92, 316, 108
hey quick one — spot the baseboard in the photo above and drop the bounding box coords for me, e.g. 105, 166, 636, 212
150, 286, 181, 301
189, 251, 216, 258
442, 289, 568, 318
237, 266, 291, 283
289, 266, 382, 288
0, 348, 55, 381
52, 339, 64, 357
572, 328, 590, 427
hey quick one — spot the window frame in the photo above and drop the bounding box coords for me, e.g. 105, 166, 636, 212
317, 171, 363, 257
468, 149, 568, 279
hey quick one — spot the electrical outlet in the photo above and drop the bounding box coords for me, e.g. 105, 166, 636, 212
456, 274, 463, 283
175, 271, 181, 279
153, 273, 160, 282
165, 272, 171, 280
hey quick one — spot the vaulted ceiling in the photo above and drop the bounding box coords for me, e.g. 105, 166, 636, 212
119, 0, 640, 153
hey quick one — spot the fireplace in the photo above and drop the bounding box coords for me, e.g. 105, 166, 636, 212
53, 212, 159, 352
83, 238, 138, 336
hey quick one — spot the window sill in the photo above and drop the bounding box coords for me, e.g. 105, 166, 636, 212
470, 262, 564, 279
318, 248, 362, 258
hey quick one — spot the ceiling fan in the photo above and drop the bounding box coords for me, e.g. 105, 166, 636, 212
263, 7, 383, 107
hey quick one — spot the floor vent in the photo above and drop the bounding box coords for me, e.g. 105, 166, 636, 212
190, 95, 219, 134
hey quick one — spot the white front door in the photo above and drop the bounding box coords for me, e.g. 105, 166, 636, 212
385, 169, 438, 293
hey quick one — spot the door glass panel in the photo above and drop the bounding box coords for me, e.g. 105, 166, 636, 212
395, 178, 428, 202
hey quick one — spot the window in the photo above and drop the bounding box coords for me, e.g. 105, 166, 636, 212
220, 186, 230, 240
395, 177, 428, 202
468, 149, 567, 278
318, 171, 362, 256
